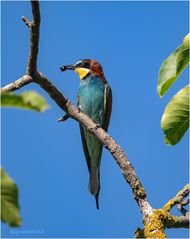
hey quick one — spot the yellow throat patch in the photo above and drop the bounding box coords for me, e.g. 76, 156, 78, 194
75, 68, 90, 80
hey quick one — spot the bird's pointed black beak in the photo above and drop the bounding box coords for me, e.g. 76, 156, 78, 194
60, 64, 76, 72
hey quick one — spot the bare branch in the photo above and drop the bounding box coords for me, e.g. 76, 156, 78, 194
162, 185, 190, 229
1, 2, 153, 218
31, 1, 40, 25
34, 72, 153, 218
177, 204, 189, 217
25, 1, 40, 75
0, 75, 32, 94
163, 184, 190, 212
181, 198, 190, 206
177, 198, 189, 217
165, 215, 189, 229
0, 74, 153, 219
21, 16, 31, 28
58, 113, 70, 123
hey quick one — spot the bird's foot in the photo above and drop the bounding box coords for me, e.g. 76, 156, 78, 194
87, 126, 94, 132
94, 124, 100, 130
77, 106, 82, 113
87, 124, 100, 132
58, 113, 70, 123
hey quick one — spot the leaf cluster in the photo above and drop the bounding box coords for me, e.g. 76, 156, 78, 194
157, 33, 190, 145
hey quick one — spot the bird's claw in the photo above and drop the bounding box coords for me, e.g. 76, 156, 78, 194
95, 124, 100, 130
77, 106, 82, 113
87, 124, 100, 132
87, 126, 94, 132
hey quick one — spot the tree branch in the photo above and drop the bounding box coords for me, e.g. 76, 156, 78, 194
0, 0, 153, 219
58, 113, 70, 122
0, 75, 32, 94
180, 198, 190, 206
27, 1, 40, 75
177, 198, 189, 217
1, 0, 189, 236
21, 16, 31, 28
37, 74, 154, 218
163, 184, 190, 212
163, 185, 190, 229
165, 215, 189, 229
1, 70, 153, 218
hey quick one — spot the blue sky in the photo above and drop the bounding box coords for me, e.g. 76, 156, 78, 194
1, 1, 189, 238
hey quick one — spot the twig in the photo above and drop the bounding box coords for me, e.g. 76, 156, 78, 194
177, 204, 188, 217
27, 1, 40, 75
0, 75, 32, 94
165, 215, 189, 228
58, 113, 70, 122
163, 184, 190, 212
181, 198, 190, 206
163, 185, 190, 229
21, 16, 31, 28
177, 198, 189, 217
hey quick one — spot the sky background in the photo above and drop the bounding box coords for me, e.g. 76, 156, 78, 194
1, 1, 189, 238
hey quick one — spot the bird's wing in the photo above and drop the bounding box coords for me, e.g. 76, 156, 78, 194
77, 95, 91, 172
103, 83, 112, 131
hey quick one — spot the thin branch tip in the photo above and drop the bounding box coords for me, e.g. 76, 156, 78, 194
163, 184, 190, 212
181, 198, 190, 206
0, 75, 33, 94
58, 114, 70, 123
21, 16, 31, 28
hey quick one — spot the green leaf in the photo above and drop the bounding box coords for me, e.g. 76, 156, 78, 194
183, 33, 190, 48
1, 91, 49, 112
161, 84, 189, 145
1, 168, 22, 227
157, 34, 190, 97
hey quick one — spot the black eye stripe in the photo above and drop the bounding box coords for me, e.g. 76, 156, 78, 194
83, 63, 90, 68
76, 62, 90, 69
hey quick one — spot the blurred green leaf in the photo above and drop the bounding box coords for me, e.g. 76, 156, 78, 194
183, 33, 190, 47
1, 91, 49, 112
1, 168, 22, 227
157, 33, 190, 97
161, 84, 189, 145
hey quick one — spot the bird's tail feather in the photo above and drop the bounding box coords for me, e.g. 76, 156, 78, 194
95, 193, 99, 210
89, 167, 100, 209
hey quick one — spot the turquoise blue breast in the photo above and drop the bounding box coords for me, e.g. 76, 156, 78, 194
78, 76, 105, 126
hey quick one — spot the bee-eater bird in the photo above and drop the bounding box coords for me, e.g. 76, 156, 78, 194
60, 59, 112, 209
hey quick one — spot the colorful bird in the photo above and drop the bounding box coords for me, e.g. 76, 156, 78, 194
60, 59, 112, 209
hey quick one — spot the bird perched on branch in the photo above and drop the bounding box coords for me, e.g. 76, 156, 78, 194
60, 59, 112, 209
